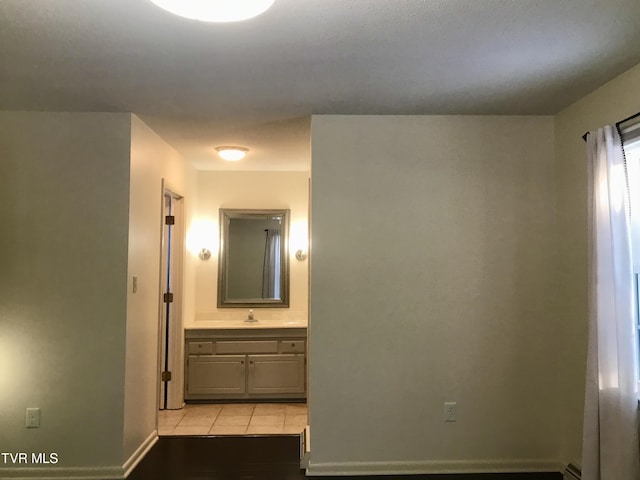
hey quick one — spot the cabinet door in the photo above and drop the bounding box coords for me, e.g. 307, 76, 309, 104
187, 355, 246, 395
247, 354, 305, 394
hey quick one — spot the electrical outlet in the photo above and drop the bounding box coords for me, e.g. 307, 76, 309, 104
26, 408, 40, 428
444, 402, 456, 422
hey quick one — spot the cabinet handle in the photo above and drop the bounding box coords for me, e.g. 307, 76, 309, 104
249, 360, 254, 365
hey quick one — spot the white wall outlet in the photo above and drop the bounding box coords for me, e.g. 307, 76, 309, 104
444, 402, 457, 422
26, 408, 40, 428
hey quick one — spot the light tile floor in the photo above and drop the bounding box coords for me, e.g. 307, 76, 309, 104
158, 403, 308, 436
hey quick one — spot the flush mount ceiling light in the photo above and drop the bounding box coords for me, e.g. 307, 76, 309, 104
148, 0, 275, 22
215, 146, 249, 161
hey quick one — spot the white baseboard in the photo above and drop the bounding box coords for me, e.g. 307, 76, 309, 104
300, 425, 311, 469
0, 466, 124, 479
122, 430, 158, 477
0, 430, 158, 480
306, 458, 564, 476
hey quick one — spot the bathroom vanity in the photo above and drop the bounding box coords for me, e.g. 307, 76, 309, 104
183, 207, 308, 402
184, 324, 307, 401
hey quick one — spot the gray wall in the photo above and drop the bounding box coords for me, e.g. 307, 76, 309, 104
309, 115, 560, 475
0, 112, 194, 478
0, 112, 132, 474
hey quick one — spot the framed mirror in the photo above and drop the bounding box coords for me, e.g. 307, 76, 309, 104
218, 209, 290, 308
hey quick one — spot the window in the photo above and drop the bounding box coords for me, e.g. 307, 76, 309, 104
620, 119, 640, 380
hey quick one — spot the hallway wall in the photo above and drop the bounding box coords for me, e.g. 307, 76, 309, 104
123, 115, 196, 463
0, 112, 132, 476
0, 112, 195, 478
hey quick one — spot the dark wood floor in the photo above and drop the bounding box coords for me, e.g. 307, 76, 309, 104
128, 435, 306, 480
127, 435, 563, 480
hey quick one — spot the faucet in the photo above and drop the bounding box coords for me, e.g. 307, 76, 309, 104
245, 309, 257, 322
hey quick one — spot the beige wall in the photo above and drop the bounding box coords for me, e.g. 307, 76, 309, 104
554, 63, 640, 466
309, 115, 560, 474
123, 115, 196, 462
190, 171, 310, 324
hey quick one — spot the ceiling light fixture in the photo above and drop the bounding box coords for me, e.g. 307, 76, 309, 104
216, 146, 249, 161
148, 0, 275, 22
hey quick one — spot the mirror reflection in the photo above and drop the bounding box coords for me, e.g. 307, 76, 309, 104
218, 209, 289, 307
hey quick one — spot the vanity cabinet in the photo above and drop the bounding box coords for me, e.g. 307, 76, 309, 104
185, 328, 306, 401
247, 354, 305, 395
187, 355, 246, 395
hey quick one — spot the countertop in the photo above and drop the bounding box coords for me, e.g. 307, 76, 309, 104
185, 319, 307, 330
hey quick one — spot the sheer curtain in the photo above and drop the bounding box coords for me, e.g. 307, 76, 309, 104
583, 125, 640, 480
262, 229, 281, 299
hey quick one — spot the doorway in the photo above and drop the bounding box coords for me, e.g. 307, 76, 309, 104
156, 174, 310, 437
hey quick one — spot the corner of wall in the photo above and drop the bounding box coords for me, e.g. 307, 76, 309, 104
552, 61, 640, 466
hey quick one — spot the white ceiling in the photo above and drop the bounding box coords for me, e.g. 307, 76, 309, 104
2, 0, 640, 171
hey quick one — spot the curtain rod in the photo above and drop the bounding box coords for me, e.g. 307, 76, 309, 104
582, 110, 640, 141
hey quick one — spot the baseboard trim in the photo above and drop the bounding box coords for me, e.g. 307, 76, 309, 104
122, 430, 158, 477
306, 458, 563, 476
0, 430, 158, 480
0, 466, 124, 479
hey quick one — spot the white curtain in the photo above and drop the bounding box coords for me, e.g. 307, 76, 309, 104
583, 125, 640, 480
262, 229, 281, 299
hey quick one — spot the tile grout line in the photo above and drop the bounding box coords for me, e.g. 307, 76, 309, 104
160, 403, 308, 436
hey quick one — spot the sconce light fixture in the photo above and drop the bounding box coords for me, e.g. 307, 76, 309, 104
148, 0, 275, 22
199, 248, 212, 260
216, 146, 249, 161
295, 250, 307, 261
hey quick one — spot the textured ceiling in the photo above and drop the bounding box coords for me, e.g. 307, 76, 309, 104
2, 0, 640, 171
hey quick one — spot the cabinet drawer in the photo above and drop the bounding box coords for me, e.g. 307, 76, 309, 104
215, 340, 278, 354
187, 341, 213, 354
279, 340, 305, 353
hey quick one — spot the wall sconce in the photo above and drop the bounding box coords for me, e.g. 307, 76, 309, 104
295, 249, 307, 261
199, 248, 212, 260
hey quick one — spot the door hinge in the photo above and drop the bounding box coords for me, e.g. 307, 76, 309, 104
163, 292, 174, 303
161, 371, 172, 382
165, 215, 175, 225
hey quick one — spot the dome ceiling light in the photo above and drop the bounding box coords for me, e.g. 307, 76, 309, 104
216, 146, 249, 161
148, 0, 275, 22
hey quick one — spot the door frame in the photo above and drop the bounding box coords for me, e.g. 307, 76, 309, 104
158, 181, 185, 410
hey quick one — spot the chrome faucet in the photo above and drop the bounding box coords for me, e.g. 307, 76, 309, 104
245, 309, 257, 322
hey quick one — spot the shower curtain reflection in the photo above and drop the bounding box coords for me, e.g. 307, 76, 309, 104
262, 229, 281, 299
